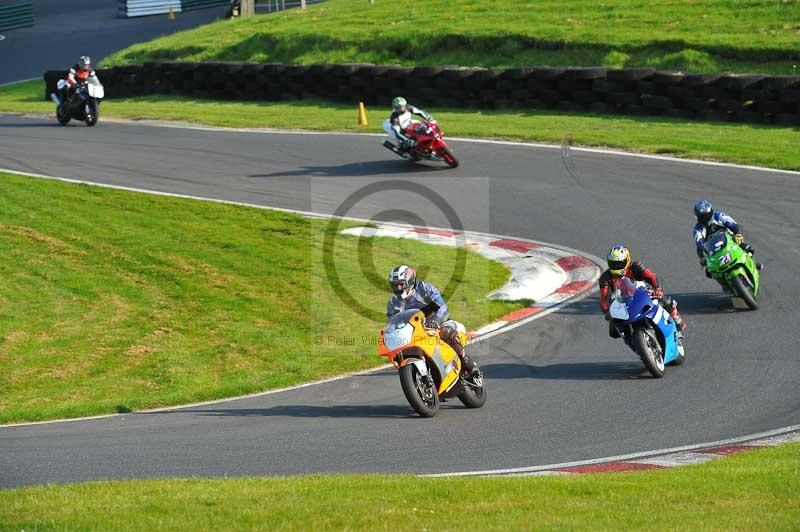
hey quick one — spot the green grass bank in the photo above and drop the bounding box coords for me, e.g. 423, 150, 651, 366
0, 171, 518, 423
1, 442, 798, 530
103, 0, 800, 75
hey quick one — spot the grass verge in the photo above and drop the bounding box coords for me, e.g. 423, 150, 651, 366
1, 443, 798, 530
0, 171, 519, 423
3, 80, 800, 171
102, 0, 800, 75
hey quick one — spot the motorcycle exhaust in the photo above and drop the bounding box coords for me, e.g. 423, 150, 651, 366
50, 93, 61, 106
382, 140, 400, 153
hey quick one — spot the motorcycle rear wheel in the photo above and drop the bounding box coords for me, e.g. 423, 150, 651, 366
457, 377, 486, 408
731, 275, 758, 310
399, 363, 440, 417
56, 105, 70, 126
634, 329, 665, 378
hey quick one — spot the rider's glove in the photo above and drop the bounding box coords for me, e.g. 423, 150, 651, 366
604, 313, 611, 322
734, 234, 744, 244
652, 287, 664, 299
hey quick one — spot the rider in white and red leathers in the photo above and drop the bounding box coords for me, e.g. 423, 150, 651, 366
59, 56, 98, 102
382, 96, 432, 154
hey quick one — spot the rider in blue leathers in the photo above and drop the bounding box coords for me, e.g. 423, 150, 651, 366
387, 264, 481, 379
693, 200, 762, 271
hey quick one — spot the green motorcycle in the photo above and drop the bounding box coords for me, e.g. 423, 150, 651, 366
702, 230, 761, 310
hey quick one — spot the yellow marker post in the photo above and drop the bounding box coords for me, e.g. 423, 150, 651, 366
358, 102, 368, 126
168, 7, 176, 19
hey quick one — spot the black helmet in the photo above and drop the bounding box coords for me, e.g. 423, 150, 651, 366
388, 265, 416, 300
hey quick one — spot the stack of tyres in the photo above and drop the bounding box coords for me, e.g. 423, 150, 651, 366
44, 70, 68, 101
39, 63, 800, 125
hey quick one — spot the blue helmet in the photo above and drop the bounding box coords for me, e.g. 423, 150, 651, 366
694, 200, 713, 224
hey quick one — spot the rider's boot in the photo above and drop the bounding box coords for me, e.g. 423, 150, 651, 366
670, 308, 687, 331
662, 296, 687, 331
451, 340, 481, 380
460, 353, 482, 380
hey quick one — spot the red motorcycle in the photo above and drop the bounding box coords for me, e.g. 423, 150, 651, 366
383, 119, 459, 168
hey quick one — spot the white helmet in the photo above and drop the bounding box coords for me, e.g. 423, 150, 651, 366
388, 265, 416, 300
78, 56, 92, 71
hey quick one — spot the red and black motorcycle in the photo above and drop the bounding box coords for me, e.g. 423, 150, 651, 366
383, 119, 459, 168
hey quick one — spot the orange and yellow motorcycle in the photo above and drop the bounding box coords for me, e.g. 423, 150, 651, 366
379, 309, 486, 417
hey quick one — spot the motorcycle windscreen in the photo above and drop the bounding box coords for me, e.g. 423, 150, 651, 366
609, 298, 629, 320
382, 309, 420, 351
383, 323, 413, 351
618, 278, 653, 323
703, 231, 729, 256
86, 77, 104, 99
610, 278, 636, 320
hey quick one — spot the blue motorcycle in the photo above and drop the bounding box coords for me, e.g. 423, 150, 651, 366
609, 278, 685, 377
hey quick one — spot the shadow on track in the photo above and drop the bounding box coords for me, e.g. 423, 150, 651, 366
552, 292, 736, 317
483, 362, 646, 381
250, 160, 449, 178
551, 299, 600, 317
668, 291, 738, 315
148, 404, 422, 419
0, 122, 57, 128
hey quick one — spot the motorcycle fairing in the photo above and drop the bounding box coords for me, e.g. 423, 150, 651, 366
430, 344, 460, 394
645, 300, 679, 365
614, 280, 679, 365
704, 231, 760, 297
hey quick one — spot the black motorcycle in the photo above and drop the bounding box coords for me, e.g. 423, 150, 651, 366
51, 78, 104, 127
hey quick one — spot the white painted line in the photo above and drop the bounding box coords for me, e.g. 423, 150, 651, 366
423, 424, 800, 477
742, 432, 800, 446
0, 77, 38, 86
0, 167, 601, 428
627, 452, 719, 468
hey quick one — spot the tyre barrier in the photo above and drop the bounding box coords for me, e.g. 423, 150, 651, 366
0, 1, 33, 31
43, 63, 800, 125
118, 0, 228, 18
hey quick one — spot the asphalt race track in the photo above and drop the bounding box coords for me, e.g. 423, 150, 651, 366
0, 0, 223, 84
0, 114, 798, 487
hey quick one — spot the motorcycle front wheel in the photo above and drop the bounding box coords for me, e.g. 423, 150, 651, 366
399, 363, 440, 417
634, 328, 665, 378
85, 102, 99, 127
439, 147, 459, 168
731, 275, 758, 310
